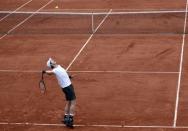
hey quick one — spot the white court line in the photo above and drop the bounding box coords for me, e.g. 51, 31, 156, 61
1, 122, 188, 129
0, 0, 54, 40
0, 10, 186, 15
69, 70, 179, 74
91, 33, 184, 36
0, 0, 33, 22
66, 9, 112, 71
0, 8, 184, 11
0, 69, 179, 74
0, 69, 43, 73
173, 0, 188, 128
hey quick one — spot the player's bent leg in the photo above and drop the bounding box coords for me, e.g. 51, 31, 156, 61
64, 102, 71, 115
62, 102, 71, 124
69, 100, 76, 116
65, 100, 76, 127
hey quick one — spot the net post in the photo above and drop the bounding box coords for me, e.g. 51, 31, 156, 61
91, 12, 95, 33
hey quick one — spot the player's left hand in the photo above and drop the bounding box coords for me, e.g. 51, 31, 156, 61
69, 75, 73, 79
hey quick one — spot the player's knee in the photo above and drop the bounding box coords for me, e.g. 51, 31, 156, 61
71, 100, 76, 105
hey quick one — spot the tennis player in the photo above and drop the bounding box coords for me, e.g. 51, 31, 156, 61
42, 58, 76, 127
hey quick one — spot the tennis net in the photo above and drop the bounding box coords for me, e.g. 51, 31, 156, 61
0, 10, 186, 35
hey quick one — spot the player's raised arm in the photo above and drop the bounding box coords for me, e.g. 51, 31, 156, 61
43, 70, 54, 75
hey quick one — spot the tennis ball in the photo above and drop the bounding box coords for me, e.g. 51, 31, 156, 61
55, 6, 59, 9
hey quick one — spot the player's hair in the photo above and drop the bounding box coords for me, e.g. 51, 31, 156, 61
50, 61, 55, 69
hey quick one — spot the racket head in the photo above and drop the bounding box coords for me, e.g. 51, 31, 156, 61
39, 79, 46, 94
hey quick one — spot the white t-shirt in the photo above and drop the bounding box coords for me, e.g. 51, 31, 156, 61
52, 65, 71, 88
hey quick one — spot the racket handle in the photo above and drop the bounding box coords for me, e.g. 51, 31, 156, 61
42, 70, 46, 74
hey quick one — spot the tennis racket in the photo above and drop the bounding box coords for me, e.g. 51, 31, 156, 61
39, 71, 46, 94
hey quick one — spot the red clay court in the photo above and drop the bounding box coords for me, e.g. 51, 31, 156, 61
0, 0, 188, 131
